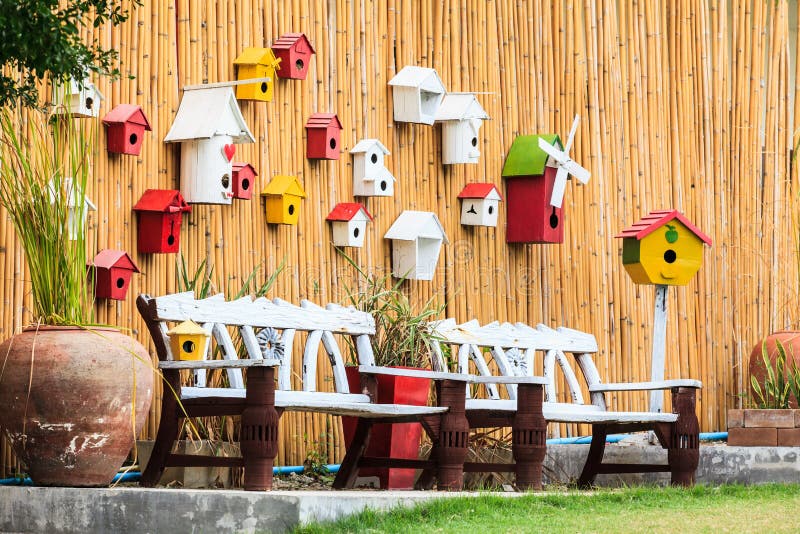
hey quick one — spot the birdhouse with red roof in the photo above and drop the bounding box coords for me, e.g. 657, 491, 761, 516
326, 203, 373, 247
305, 113, 342, 160
133, 189, 191, 254
271, 33, 315, 80
350, 139, 395, 197
232, 162, 257, 200
615, 210, 712, 286
91, 250, 140, 300
261, 175, 306, 225
458, 183, 502, 227
233, 47, 281, 102
102, 104, 152, 156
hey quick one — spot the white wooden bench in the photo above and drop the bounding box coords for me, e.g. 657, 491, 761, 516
427, 319, 702, 487
136, 292, 546, 491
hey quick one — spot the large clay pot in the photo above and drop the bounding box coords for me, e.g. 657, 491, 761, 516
0, 326, 153, 486
749, 331, 800, 408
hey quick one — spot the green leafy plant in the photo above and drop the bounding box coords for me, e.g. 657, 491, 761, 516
750, 339, 800, 409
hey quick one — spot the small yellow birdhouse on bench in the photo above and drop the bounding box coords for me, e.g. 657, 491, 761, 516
261, 175, 306, 225
233, 47, 281, 102
616, 209, 712, 286
168, 320, 210, 361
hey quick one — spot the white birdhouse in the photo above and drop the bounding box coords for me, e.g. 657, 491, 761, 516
458, 183, 502, 227
52, 78, 105, 118
388, 66, 447, 125
384, 211, 449, 281
326, 203, 373, 248
350, 139, 396, 197
435, 94, 490, 164
164, 86, 255, 205
48, 177, 97, 240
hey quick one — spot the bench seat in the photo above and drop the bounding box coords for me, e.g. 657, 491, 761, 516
465, 399, 679, 424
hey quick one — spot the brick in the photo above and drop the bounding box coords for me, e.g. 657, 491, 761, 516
744, 409, 794, 428
778, 428, 800, 446
728, 427, 777, 446
727, 409, 745, 428
795, 410, 800, 428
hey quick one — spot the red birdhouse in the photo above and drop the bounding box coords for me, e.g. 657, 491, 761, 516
271, 33, 315, 80
102, 104, 152, 156
305, 113, 343, 160
132, 189, 192, 254
231, 162, 257, 200
90, 250, 140, 301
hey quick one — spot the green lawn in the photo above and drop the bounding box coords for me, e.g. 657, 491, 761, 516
295, 484, 800, 533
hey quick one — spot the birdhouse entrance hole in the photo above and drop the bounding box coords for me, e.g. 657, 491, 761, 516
329, 138, 337, 149
242, 179, 250, 191
371, 153, 378, 164
353, 227, 360, 238
261, 82, 268, 93
182, 340, 196, 354
471, 137, 478, 147
221, 174, 230, 188
664, 250, 677, 263
129, 133, 138, 145
85, 97, 94, 110
549, 208, 559, 229
288, 204, 295, 215
380, 180, 387, 191
488, 205, 494, 215
296, 59, 304, 72
167, 235, 175, 246
420, 90, 439, 116
116, 277, 125, 289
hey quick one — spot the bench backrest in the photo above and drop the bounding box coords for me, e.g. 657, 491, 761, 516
138, 292, 377, 394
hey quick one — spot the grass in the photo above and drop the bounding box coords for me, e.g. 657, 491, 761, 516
295, 484, 800, 533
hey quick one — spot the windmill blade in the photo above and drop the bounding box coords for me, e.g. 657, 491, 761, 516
537, 136, 566, 163
550, 166, 569, 208
563, 159, 591, 184
563, 115, 580, 153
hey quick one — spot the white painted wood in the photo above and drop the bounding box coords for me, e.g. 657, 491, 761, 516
460, 198, 500, 226
590, 379, 702, 392
157, 322, 175, 361
178, 137, 234, 205
574, 353, 607, 410
160, 359, 281, 370
358, 366, 472, 381
351, 139, 396, 197
650, 284, 669, 413
52, 78, 105, 118
469, 344, 500, 400
470, 376, 547, 385
355, 334, 375, 367
536, 115, 591, 208
302, 330, 324, 392
388, 66, 446, 124
384, 211, 448, 280
164, 86, 254, 143
331, 218, 368, 247
277, 328, 296, 390
193, 322, 215, 388
436, 96, 489, 164
212, 323, 245, 389
320, 332, 349, 393
543, 349, 557, 402
430, 339, 447, 372
239, 325, 262, 359
555, 350, 584, 404
464, 399, 678, 423
490, 346, 517, 399
182, 77, 272, 90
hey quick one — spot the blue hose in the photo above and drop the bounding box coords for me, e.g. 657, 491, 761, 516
547, 431, 728, 445
0, 470, 142, 486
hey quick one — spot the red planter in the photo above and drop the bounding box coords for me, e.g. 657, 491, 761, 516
342, 366, 431, 489
749, 331, 800, 408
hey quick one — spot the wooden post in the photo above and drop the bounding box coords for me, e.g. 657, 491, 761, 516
650, 285, 668, 413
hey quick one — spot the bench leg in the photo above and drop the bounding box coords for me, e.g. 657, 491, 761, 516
240, 367, 279, 491
435, 379, 469, 491
668, 387, 700, 487
512, 384, 547, 491
577, 424, 607, 488
333, 418, 372, 489
141, 371, 181, 487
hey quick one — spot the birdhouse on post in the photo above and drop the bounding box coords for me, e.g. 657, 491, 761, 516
164, 86, 255, 205
271, 33, 315, 80
52, 78, 105, 118
168, 320, 210, 361
233, 47, 281, 102
388, 66, 447, 125
261, 175, 306, 225
305, 113, 343, 160
350, 138, 395, 197
49, 177, 96, 241
326, 203, 373, 248
231, 162, 257, 200
102, 104, 152, 156
435, 94, 489, 164
132, 189, 192, 254
458, 183, 502, 227
90, 249, 140, 301
384, 211, 449, 281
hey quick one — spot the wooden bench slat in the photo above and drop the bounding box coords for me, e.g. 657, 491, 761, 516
358, 365, 473, 382
589, 379, 702, 392
159, 359, 282, 370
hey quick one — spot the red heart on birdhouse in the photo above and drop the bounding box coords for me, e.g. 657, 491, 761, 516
223, 144, 236, 161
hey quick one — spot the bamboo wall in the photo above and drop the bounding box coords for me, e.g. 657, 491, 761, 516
2, 0, 800, 474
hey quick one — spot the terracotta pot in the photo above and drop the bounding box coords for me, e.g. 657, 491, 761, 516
0, 326, 153, 486
748, 331, 800, 408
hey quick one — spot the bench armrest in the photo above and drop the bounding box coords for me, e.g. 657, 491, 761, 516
357, 365, 473, 382
159, 358, 282, 370
470, 375, 548, 386
588, 379, 702, 392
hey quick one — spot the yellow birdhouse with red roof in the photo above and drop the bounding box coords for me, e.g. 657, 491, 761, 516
616, 209, 712, 286
233, 47, 281, 102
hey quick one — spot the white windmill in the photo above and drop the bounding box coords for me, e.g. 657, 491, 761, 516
537, 115, 591, 208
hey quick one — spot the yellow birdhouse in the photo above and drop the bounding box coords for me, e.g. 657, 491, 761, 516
168, 320, 210, 361
261, 175, 306, 225
233, 47, 281, 102
616, 209, 712, 286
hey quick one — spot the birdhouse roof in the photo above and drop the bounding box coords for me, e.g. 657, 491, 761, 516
67, 78, 105, 100
305, 113, 343, 130
458, 183, 503, 201
501, 134, 563, 177
163, 86, 255, 143
350, 138, 390, 155
388, 66, 446, 93
326, 202, 373, 222
435, 94, 489, 121
615, 209, 712, 245
90, 249, 140, 272
272, 33, 315, 54
232, 162, 258, 176
384, 211, 449, 243
168, 320, 209, 336
362, 166, 396, 184
133, 189, 191, 213
233, 47, 281, 67
102, 104, 152, 130
48, 177, 97, 211
261, 175, 306, 197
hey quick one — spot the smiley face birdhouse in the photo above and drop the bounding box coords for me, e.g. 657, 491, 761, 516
133, 189, 191, 254
168, 320, 210, 361
52, 78, 105, 118
261, 175, 306, 225
388, 66, 446, 125
458, 183, 502, 227
326, 203, 373, 247
164, 86, 255, 205
384, 211, 449, 281
102, 104, 152, 156
350, 138, 396, 197
233, 47, 281, 102
616, 210, 712, 286
232, 162, 257, 200
435, 94, 489, 164
271, 33, 315, 80
90, 249, 140, 301
305, 113, 343, 160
